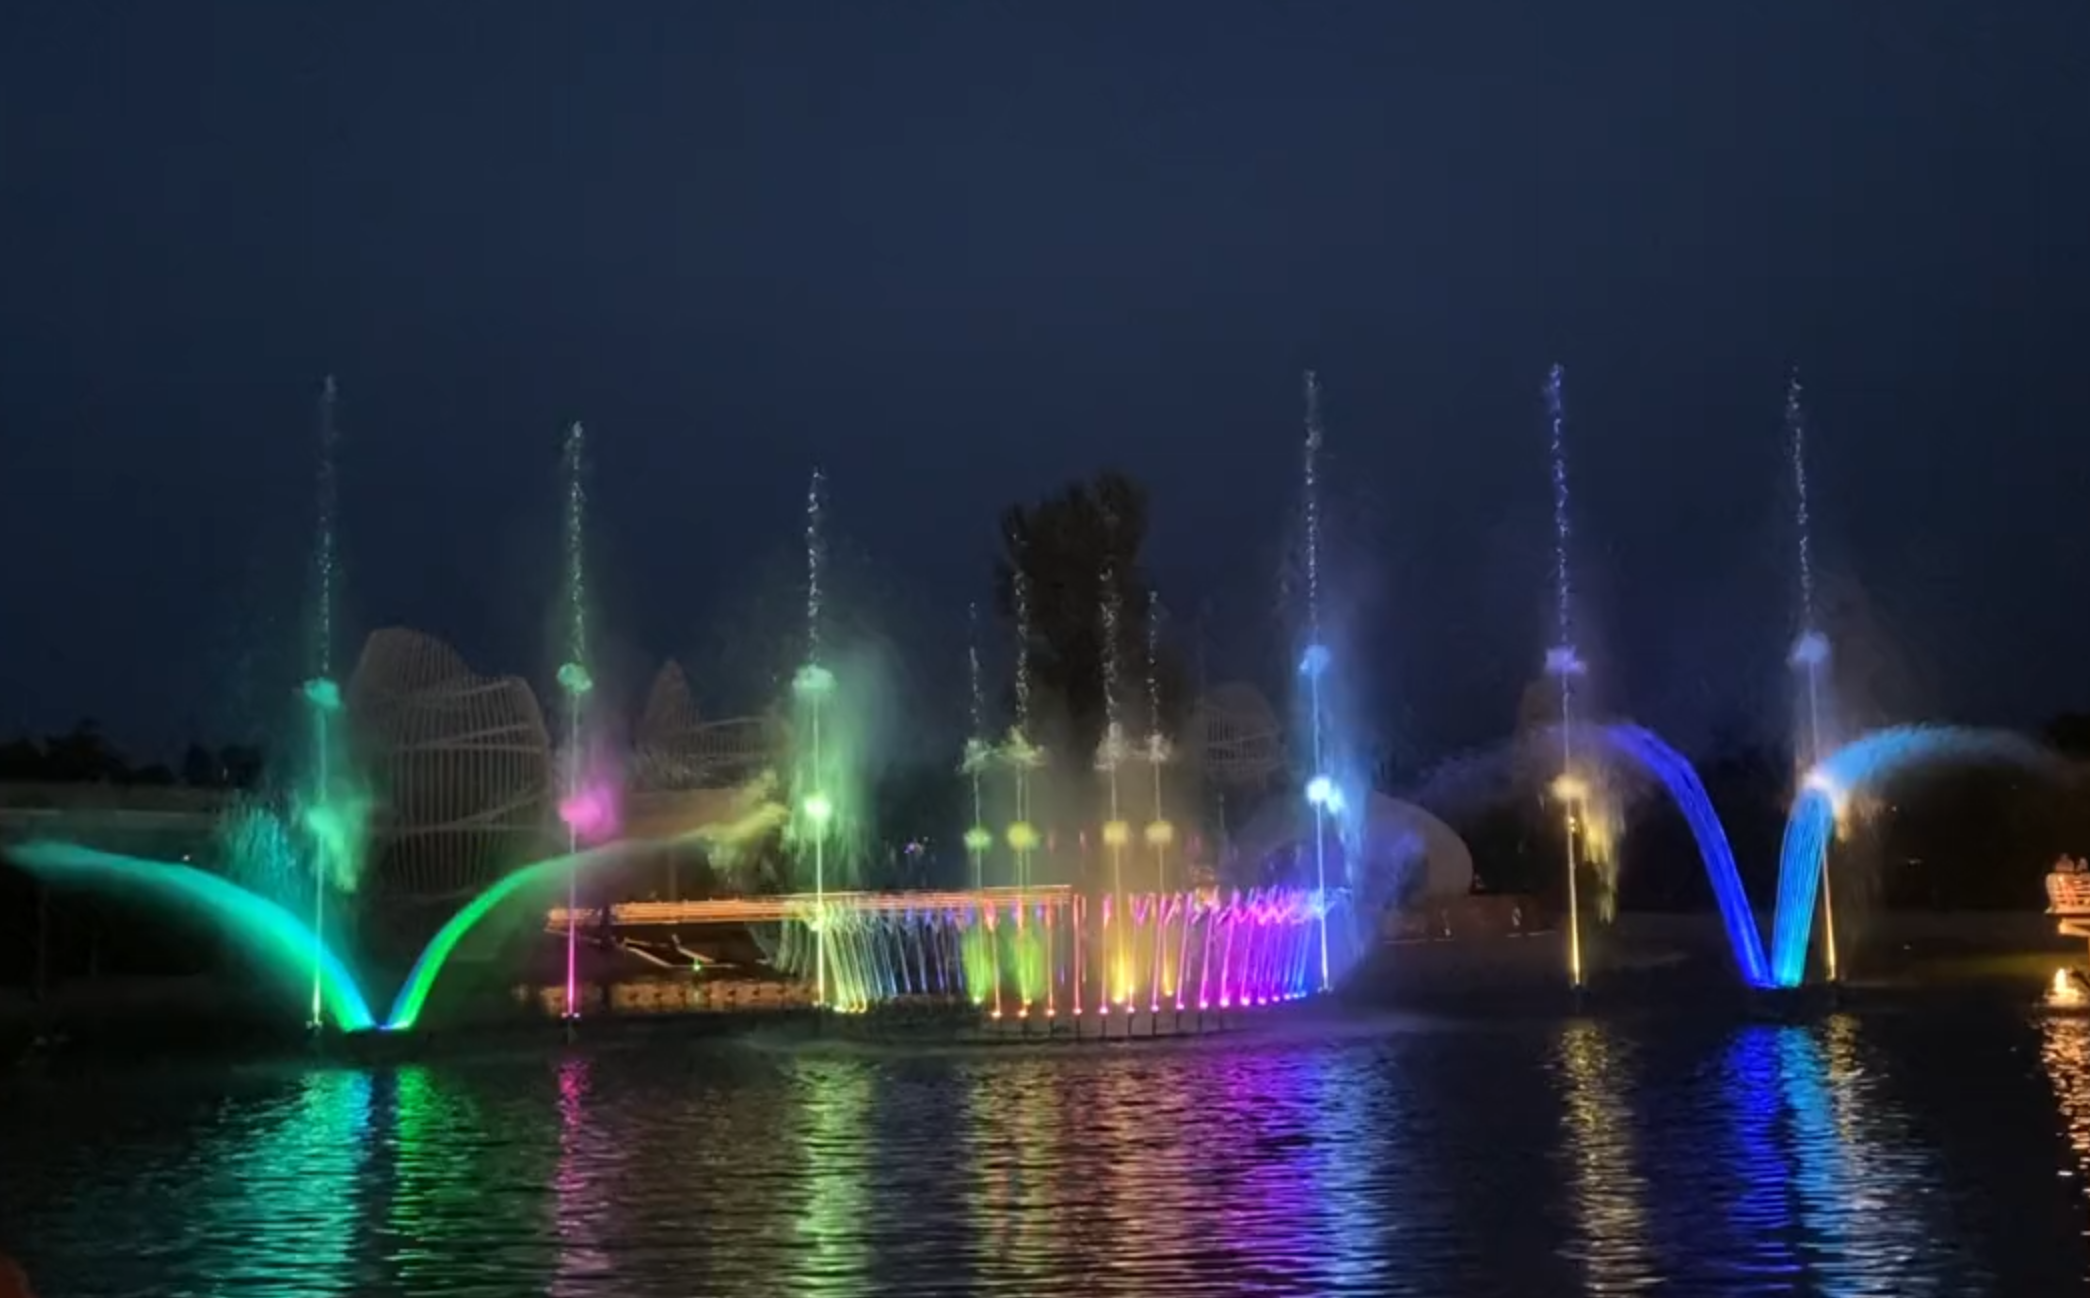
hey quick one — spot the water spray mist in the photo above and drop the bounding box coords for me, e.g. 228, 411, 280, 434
557, 422, 593, 1022
1543, 364, 1588, 990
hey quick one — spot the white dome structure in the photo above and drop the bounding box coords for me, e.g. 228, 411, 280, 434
347, 629, 553, 898
1229, 791, 1475, 907
1190, 682, 1286, 787
631, 661, 781, 792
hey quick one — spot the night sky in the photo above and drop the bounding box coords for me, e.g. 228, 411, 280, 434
3, 6, 2087, 765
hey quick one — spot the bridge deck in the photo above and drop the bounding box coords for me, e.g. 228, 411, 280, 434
548, 885, 1077, 928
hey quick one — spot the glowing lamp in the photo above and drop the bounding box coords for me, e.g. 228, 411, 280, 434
1550, 773, 1588, 803
302, 802, 345, 845
792, 663, 837, 697
559, 788, 617, 841
1006, 821, 1038, 851
1803, 770, 1848, 817
302, 677, 343, 712
802, 792, 834, 826
1144, 819, 1175, 847
963, 825, 993, 854
1102, 819, 1131, 848
1789, 629, 1831, 668
1544, 644, 1586, 677
1298, 643, 1332, 678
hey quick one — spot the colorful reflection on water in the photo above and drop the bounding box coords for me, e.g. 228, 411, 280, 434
1, 1012, 2086, 1295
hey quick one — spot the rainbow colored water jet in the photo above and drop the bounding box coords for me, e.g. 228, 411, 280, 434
774, 885, 1345, 1016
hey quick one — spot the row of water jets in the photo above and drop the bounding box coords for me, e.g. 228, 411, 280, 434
6, 366, 2045, 1035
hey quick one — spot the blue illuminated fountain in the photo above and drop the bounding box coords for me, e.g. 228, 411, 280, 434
1770, 726, 2054, 988
1784, 370, 1841, 980
1594, 725, 1772, 988
1296, 370, 1344, 992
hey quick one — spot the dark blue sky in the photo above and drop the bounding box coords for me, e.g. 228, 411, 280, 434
3, 5, 2087, 762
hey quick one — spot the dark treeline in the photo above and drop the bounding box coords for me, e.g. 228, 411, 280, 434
0, 720, 264, 790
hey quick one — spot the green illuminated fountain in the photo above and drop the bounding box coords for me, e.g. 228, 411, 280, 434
299, 376, 370, 1029
998, 562, 1047, 1009
959, 604, 999, 1002
791, 469, 837, 1005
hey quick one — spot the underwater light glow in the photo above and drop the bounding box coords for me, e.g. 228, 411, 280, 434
1789, 629, 1831, 668
302, 676, 343, 711
1304, 775, 1334, 806
963, 825, 993, 853
559, 784, 619, 842
556, 660, 594, 696
1102, 819, 1131, 848
802, 792, 834, 827
1006, 821, 1038, 851
793, 663, 837, 697
1298, 643, 1331, 677
1545, 644, 1585, 677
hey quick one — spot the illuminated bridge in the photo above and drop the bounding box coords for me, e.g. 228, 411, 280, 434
545, 881, 1352, 1029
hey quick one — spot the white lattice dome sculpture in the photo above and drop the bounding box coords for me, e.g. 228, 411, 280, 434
1232, 793, 1475, 906
1191, 682, 1286, 787
348, 628, 553, 898
631, 661, 781, 792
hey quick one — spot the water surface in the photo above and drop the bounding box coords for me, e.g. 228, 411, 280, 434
5, 1006, 2090, 1296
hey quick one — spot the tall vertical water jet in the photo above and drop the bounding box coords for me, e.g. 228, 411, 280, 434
1297, 370, 1338, 992
793, 468, 837, 1006
1142, 589, 1173, 893
958, 603, 999, 1007
1542, 363, 1590, 989
555, 422, 594, 1023
1142, 590, 1176, 1009
1096, 546, 1132, 1005
961, 603, 993, 889
1785, 370, 1838, 981
1002, 565, 1042, 889
300, 375, 351, 1030
996, 560, 1045, 1014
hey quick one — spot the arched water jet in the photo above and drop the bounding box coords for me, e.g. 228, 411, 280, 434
385, 796, 784, 1030
1770, 726, 2057, 987
9, 841, 375, 1032
1593, 724, 1772, 988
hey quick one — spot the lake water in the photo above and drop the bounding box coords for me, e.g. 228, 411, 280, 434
6, 1003, 2090, 1296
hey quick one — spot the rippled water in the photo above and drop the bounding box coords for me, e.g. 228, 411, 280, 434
6, 1007, 2090, 1296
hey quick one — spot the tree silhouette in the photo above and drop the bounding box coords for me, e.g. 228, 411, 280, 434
994, 472, 1184, 761
180, 743, 219, 788
39, 719, 128, 783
